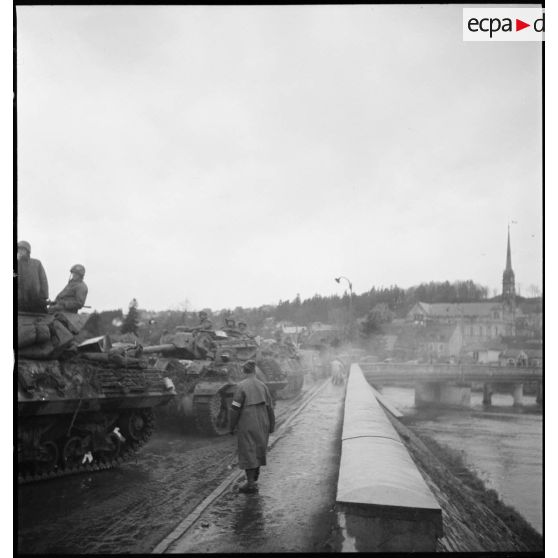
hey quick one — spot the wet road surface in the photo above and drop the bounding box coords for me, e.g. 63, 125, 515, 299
17, 377, 330, 554
167, 380, 346, 553
18, 432, 238, 554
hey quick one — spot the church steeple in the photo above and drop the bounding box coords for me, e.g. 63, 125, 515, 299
505, 225, 513, 271
502, 225, 516, 302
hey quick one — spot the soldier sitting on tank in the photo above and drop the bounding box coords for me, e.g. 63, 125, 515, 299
237, 321, 255, 338
191, 311, 214, 331
48, 264, 88, 313
274, 329, 283, 344
17, 240, 49, 313
224, 318, 243, 337
283, 335, 298, 357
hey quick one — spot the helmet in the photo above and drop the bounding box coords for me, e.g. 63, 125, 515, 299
242, 360, 256, 374
70, 264, 86, 277
17, 240, 31, 253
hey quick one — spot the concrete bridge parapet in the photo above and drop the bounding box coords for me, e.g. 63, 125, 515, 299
336, 364, 443, 552
360, 362, 541, 382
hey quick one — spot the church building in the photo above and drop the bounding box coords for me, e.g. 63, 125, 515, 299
406, 226, 519, 348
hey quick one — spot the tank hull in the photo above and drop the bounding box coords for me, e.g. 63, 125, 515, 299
17, 358, 175, 483
152, 357, 287, 436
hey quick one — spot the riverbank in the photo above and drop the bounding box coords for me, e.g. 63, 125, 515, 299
388, 413, 543, 552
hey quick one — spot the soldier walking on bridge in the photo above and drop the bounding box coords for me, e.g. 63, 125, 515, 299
230, 360, 275, 494
331, 357, 346, 385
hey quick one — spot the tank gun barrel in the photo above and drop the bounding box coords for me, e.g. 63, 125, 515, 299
141, 344, 177, 354
79, 352, 146, 368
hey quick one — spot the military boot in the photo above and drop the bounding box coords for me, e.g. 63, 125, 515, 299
238, 469, 259, 494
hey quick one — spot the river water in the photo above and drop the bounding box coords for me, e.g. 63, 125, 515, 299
378, 386, 543, 534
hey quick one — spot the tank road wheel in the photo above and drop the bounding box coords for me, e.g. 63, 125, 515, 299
208, 393, 230, 435
194, 393, 231, 436
127, 412, 146, 442
61, 436, 85, 470
36, 441, 59, 475
121, 410, 155, 445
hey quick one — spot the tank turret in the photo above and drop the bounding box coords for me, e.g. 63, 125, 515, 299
257, 338, 305, 399
142, 327, 221, 360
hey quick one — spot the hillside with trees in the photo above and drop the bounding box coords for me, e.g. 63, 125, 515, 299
83, 280, 493, 344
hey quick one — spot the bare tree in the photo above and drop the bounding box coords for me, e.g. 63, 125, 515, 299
527, 284, 541, 298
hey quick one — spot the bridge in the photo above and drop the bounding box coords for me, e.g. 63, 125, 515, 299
359, 362, 543, 407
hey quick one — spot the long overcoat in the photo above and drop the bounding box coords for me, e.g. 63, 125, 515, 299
18, 257, 49, 312
53, 279, 88, 312
231, 375, 275, 470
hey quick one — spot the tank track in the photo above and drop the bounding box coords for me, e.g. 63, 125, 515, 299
256, 358, 287, 383
18, 410, 155, 484
271, 356, 304, 400
275, 371, 304, 400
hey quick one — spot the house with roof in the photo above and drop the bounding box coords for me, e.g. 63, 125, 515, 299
460, 339, 507, 364
309, 322, 337, 332
415, 323, 463, 361
277, 324, 308, 345
407, 301, 515, 338
516, 298, 543, 337
524, 348, 543, 367
499, 348, 529, 367
499, 336, 543, 367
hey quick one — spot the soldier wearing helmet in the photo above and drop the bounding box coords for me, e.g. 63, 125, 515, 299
49, 264, 88, 313
223, 317, 242, 337
17, 240, 49, 313
192, 310, 214, 331
237, 321, 255, 339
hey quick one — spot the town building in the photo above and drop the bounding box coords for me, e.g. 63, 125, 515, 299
406, 227, 520, 350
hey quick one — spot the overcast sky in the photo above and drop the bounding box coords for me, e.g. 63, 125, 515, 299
15, 5, 542, 312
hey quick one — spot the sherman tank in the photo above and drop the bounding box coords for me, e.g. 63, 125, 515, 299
17, 311, 176, 483
143, 327, 287, 436
257, 339, 305, 399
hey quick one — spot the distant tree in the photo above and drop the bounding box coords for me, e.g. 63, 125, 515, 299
83, 311, 102, 337
121, 299, 139, 335
96, 309, 124, 335
360, 313, 382, 338
359, 303, 394, 339
174, 299, 190, 312
527, 284, 541, 298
